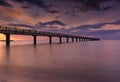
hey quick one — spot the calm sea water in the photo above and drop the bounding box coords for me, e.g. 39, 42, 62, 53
0, 40, 120, 82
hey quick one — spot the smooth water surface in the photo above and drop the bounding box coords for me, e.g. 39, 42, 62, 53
0, 40, 120, 82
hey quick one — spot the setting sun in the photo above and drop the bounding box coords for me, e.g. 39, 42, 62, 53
0, 34, 5, 40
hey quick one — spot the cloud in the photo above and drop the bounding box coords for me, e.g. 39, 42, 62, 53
72, 0, 102, 10
7, 20, 66, 30
6, 19, 120, 39
0, 0, 120, 40
11, 0, 120, 17
65, 19, 120, 39
67, 20, 120, 32
36, 20, 66, 28
46, 9, 59, 14
0, 0, 13, 7
8, 23, 34, 28
62, 0, 120, 13
13, 0, 48, 9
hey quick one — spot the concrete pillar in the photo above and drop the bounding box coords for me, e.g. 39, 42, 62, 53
6, 34, 10, 46
67, 37, 69, 43
49, 36, 52, 44
33, 35, 37, 45
59, 37, 62, 44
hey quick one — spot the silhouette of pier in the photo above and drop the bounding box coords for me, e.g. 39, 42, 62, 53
0, 25, 100, 46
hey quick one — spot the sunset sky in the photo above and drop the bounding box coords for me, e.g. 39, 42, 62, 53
0, 0, 120, 40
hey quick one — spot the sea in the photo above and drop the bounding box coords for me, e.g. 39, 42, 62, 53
0, 40, 120, 82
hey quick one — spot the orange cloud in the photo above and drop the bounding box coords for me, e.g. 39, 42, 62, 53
102, 24, 120, 30
0, 6, 37, 25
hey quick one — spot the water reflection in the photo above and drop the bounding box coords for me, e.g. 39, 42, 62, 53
0, 41, 120, 82
5, 46, 11, 66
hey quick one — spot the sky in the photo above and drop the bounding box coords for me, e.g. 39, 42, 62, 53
0, 0, 120, 40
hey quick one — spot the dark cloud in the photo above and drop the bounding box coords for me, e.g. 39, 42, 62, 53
70, 0, 110, 7
13, 0, 48, 8
13, 0, 58, 14
8, 23, 33, 28
8, 20, 66, 30
46, 9, 59, 14
72, 0, 102, 9
36, 20, 66, 27
67, 23, 106, 32
0, 0, 13, 7
11, 0, 120, 16
67, 0, 120, 12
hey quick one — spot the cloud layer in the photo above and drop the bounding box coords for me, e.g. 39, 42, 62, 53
0, 0, 120, 39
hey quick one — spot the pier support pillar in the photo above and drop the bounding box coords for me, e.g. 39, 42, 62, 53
59, 37, 62, 44
6, 34, 10, 47
33, 35, 37, 45
67, 37, 69, 43
49, 36, 52, 44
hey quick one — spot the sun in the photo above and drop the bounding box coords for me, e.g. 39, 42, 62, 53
0, 34, 5, 40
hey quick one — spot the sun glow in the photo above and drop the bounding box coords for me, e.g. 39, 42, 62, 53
0, 34, 5, 40
0, 34, 17, 40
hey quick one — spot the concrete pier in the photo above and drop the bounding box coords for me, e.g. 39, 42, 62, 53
0, 26, 100, 46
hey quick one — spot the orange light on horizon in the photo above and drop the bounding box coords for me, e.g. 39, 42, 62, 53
0, 34, 5, 40
0, 34, 15, 40
0, 34, 49, 41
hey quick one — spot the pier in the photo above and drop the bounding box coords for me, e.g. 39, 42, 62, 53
0, 25, 100, 46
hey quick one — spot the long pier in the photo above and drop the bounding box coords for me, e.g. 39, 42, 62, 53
0, 25, 100, 46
